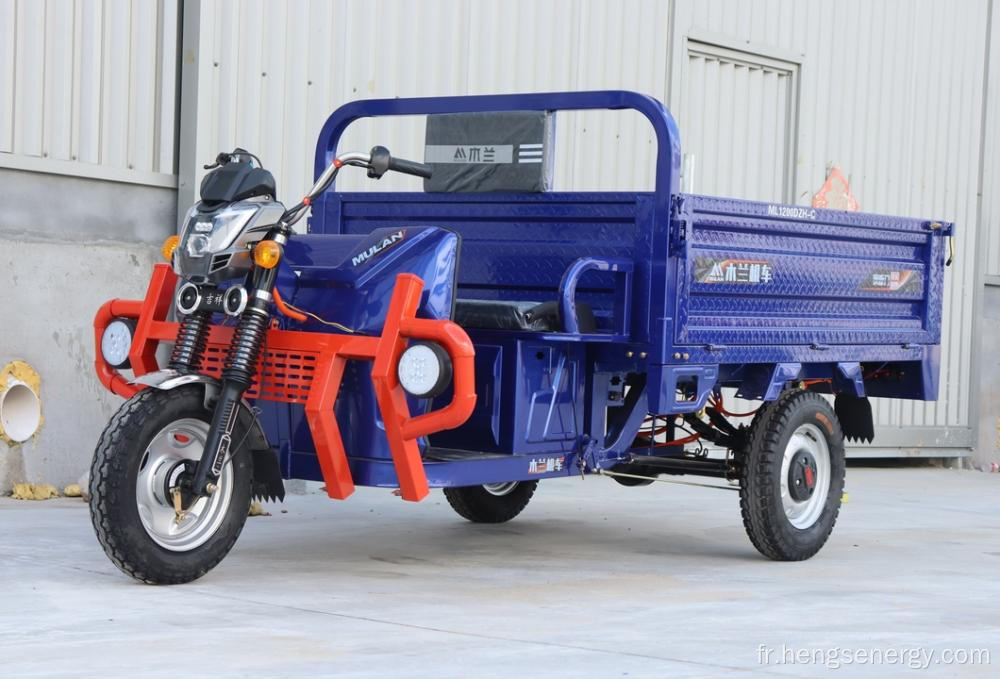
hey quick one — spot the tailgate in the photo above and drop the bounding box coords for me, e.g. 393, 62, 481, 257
673, 195, 951, 348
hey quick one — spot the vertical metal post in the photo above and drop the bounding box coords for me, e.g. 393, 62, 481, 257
682, 153, 696, 193
971, 0, 995, 464
175, 0, 202, 227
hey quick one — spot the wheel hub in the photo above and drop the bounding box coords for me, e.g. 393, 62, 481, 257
482, 481, 518, 496
162, 459, 198, 509
135, 418, 234, 552
779, 422, 832, 529
787, 450, 818, 501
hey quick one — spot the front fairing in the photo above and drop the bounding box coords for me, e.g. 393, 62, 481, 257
175, 199, 285, 284
279, 226, 460, 334
266, 226, 461, 471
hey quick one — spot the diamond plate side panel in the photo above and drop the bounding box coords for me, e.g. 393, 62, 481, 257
675, 193, 951, 349
329, 191, 656, 339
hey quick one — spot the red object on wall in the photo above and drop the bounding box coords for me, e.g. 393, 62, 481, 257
93, 264, 477, 502
812, 165, 859, 212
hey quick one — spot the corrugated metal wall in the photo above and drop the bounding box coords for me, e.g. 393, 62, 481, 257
679, 41, 799, 202
187, 0, 672, 197
669, 0, 988, 445
0, 0, 971, 451
0, 0, 178, 187
984, 3, 1000, 281
182, 0, 989, 450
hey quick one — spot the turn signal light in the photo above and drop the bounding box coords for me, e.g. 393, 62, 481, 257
161, 235, 180, 261
253, 240, 281, 269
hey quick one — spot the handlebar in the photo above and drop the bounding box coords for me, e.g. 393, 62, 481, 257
368, 145, 433, 179
282, 146, 433, 230
388, 155, 433, 179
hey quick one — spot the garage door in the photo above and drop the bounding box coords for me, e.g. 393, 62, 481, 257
678, 40, 799, 202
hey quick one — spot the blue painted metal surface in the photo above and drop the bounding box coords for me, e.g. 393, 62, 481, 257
559, 256, 634, 335
279, 225, 458, 334
673, 194, 943, 348
257, 90, 952, 488
268, 226, 458, 470
323, 192, 655, 337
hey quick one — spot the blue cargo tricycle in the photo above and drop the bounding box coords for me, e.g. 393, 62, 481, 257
91, 91, 952, 583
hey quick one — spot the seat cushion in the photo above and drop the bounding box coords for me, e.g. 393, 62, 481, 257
454, 299, 596, 332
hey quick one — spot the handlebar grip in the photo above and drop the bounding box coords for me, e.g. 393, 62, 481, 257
388, 156, 433, 179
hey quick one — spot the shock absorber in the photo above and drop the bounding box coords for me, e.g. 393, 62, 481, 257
187, 232, 285, 499
168, 310, 211, 371
189, 304, 272, 496
223, 310, 269, 385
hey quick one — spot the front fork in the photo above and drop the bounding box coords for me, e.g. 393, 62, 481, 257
186, 242, 282, 500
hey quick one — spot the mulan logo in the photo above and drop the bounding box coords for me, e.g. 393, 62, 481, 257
352, 230, 405, 266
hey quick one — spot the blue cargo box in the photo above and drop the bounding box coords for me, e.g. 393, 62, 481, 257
275, 90, 952, 483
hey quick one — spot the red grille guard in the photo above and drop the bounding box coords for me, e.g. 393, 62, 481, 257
93, 264, 476, 502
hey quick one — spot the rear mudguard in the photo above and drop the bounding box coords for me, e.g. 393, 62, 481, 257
132, 370, 285, 502
834, 394, 875, 443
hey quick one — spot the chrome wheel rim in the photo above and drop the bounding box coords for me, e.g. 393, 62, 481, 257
482, 481, 519, 496
779, 423, 831, 529
135, 418, 234, 552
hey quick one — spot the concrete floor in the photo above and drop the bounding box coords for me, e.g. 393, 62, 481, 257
1, 467, 998, 678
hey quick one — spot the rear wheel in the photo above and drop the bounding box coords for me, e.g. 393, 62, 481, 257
739, 390, 845, 561
89, 386, 252, 584
443, 481, 538, 523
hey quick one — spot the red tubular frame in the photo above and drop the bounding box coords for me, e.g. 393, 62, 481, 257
93, 264, 476, 502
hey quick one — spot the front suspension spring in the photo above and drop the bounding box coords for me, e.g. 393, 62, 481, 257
168, 310, 211, 371
223, 310, 269, 385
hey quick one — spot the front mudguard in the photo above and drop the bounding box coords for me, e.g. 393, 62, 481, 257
132, 370, 285, 502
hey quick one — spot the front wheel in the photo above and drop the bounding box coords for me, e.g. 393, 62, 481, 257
443, 481, 538, 523
739, 390, 845, 561
89, 385, 252, 584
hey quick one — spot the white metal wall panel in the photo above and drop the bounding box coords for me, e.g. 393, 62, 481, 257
669, 0, 988, 445
75, 0, 105, 166
189, 0, 670, 197
680, 42, 798, 202
0, 0, 178, 186
43, 4, 73, 161
13, 0, 44, 158
548, 0, 669, 192
186, 0, 986, 449
0, 0, 17, 153
983, 3, 1000, 280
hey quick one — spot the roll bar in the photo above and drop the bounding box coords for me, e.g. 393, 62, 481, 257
312, 90, 682, 230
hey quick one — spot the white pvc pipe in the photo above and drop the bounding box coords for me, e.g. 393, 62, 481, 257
1, 381, 41, 443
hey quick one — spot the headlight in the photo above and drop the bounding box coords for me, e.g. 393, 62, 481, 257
174, 199, 284, 282
186, 233, 212, 257
181, 203, 260, 258
397, 342, 452, 398
101, 318, 135, 369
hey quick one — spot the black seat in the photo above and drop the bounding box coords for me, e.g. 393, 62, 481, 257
454, 299, 596, 333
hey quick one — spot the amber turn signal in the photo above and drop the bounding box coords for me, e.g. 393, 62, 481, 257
161, 235, 180, 261
253, 240, 281, 269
